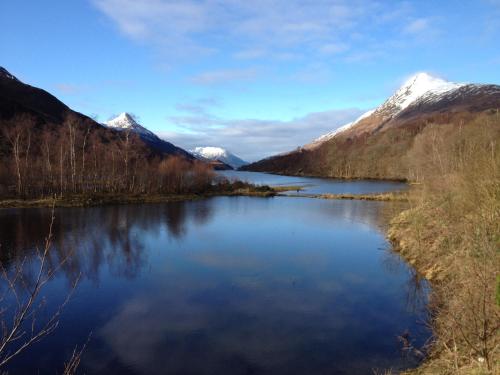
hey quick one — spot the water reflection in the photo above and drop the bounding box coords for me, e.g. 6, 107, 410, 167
0, 197, 429, 375
0, 200, 215, 282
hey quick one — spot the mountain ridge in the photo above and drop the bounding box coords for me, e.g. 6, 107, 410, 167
242, 72, 500, 179
106, 112, 193, 159
305, 73, 468, 149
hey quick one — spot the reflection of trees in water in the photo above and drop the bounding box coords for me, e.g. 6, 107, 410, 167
0, 200, 214, 283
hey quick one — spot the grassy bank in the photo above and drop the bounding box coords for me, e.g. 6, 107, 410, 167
282, 191, 409, 201
386, 120, 500, 374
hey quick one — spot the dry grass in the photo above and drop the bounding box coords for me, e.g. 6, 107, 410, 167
316, 191, 409, 201
282, 191, 409, 201
388, 116, 500, 374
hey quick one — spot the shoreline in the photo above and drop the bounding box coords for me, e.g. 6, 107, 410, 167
237, 169, 409, 183
280, 191, 409, 201
387, 209, 442, 375
0, 187, 460, 374
0, 190, 280, 209
0, 188, 410, 209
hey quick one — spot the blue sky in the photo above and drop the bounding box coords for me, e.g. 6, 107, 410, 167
1, 0, 500, 160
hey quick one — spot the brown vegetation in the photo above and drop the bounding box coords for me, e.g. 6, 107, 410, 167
387, 117, 500, 374
243, 110, 500, 182
0, 114, 214, 200
284, 191, 409, 201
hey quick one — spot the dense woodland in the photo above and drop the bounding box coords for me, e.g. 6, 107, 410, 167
0, 114, 215, 199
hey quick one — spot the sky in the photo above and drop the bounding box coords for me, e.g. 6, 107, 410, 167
1, 0, 500, 161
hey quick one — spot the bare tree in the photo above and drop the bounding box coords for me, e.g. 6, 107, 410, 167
0, 207, 81, 370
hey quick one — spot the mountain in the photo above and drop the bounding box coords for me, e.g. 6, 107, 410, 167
204, 159, 235, 171
305, 73, 467, 149
0, 66, 110, 158
106, 113, 193, 159
242, 73, 500, 179
0, 67, 19, 81
0, 67, 191, 160
190, 147, 248, 169
0, 66, 88, 125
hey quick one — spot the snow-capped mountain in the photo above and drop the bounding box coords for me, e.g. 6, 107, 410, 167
242, 72, 500, 174
190, 147, 248, 169
106, 113, 193, 159
375, 72, 465, 117
306, 72, 467, 148
106, 113, 159, 141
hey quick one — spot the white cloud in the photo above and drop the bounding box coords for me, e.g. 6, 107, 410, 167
91, 0, 443, 73
91, 0, 377, 59
319, 43, 349, 55
190, 68, 258, 85
233, 48, 267, 60
54, 83, 86, 94
404, 18, 430, 34
160, 106, 365, 161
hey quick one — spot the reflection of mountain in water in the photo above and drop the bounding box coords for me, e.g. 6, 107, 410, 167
0, 200, 215, 282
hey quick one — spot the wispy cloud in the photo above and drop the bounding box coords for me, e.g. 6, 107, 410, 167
190, 68, 258, 85
91, 0, 448, 85
404, 18, 431, 35
175, 97, 221, 116
53, 79, 135, 95
54, 83, 86, 95
319, 43, 349, 55
160, 105, 365, 161
233, 48, 267, 60
91, 0, 396, 60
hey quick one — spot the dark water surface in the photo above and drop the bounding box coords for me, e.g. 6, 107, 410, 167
0, 183, 428, 375
218, 170, 406, 195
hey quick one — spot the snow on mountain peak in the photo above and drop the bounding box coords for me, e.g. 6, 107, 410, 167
379, 72, 465, 115
107, 112, 137, 129
190, 146, 248, 169
106, 112, 157, 139
307, 72, 467, 148
191, 146, 227, 158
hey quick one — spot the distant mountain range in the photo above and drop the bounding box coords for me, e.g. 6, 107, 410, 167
3, 66, 499, 181
190, 147, 248, 170
242, 73, 500, 179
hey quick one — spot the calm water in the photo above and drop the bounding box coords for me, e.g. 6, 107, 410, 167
0, 179, 428, 375
218, 171, 406, 195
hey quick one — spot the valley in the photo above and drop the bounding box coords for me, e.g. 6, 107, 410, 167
0, 68, 498, 375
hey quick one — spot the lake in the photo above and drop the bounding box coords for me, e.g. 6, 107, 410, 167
218, 170, 406, 195
0, 174, 428, 375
